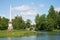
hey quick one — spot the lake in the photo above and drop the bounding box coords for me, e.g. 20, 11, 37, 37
0, 32, 60, 40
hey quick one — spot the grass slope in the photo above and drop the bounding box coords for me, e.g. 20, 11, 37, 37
0, 30, 36, 37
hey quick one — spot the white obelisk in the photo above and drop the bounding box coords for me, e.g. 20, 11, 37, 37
8, 1, 13, 31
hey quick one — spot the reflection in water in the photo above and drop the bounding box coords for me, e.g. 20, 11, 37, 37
48, 35, 60, 40
36, 32, 60, 40
8, 37, 12, 40
47, 31, 60, 39
0, 32, 60, 40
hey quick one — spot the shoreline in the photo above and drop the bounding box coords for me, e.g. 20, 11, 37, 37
0, 30, 60, 38
0, 30, 36, 38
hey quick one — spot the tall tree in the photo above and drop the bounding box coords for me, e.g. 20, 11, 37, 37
47, 5, 57, 30
35, 14, 47, 31
26, 19, 31, 28
39, 14, 47, 30
57, 11, 60, 29
35, 14, 40, 30
0, 17, 8, 30
13, 15, 25, 30
48, 5, 56, 20
0, 16, 1, 21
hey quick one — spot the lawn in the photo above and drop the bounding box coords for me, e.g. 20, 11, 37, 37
0, 30, 36, 37
53, 29, 60, 32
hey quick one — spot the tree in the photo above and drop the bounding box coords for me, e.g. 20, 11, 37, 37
35, 14, 47, 31
47, 5, 57, 30
0, 17, 8, 30
0, 16, 1, 21
35, 5, 59, 31
47, 18, 55, 31
13, 15, 25, 30
48, 5, 56, 20
25, 19, 31, 28
57, 11, 60, 29
35, 14, 40, 30
39, 14, 47, 31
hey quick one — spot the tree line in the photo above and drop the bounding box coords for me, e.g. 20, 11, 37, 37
0, 5, 60, 31
0, 15, 32, 30
35, 5, 60, 31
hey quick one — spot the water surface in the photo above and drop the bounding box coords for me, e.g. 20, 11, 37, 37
0, 32, 60, 40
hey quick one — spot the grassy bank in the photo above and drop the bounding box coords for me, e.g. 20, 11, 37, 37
0, 30, 36, 37
53, 29, 60, 32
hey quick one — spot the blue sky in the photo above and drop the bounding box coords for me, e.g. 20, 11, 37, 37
0, 0, 60, 24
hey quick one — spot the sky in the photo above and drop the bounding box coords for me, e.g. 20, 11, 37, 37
0, 0, 60, 24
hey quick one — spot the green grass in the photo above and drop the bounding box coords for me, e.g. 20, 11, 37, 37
53, 29, 60, 32
0, 30, 36, 37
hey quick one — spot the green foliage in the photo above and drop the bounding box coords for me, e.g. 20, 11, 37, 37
35, 14, 40, 30
47, 5, 58, 30
39, 14, 47, 30
46, 18, 55, 31
0, 30, 36, 37
25, 19, 31, 28
35, 14, 47, 31
0, 17, 8, 30
48, 5, 57, 20
57, 11, 60, 29
35, 5, 60, 31
0, 5, 60, 31
13, 15, 25, 30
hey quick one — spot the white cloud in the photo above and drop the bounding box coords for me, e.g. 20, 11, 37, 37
13, 5, 37, 16
20, 10, 37, 16
12, 5, 38, 24
40, 4, 44, 8
19, 10, 37, 24
55, 7, 60, 12
13, 5, 31, 11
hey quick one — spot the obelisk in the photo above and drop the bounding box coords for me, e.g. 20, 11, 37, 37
8, 0, 13, 31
